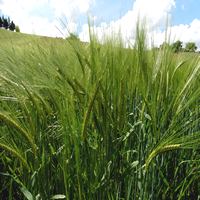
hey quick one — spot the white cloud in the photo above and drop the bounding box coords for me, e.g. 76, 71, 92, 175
0, 0, 94, 37
0, 0, 49, 19
143, 18, 200, 49
21, 17, 61, 37
0, 0, 60, 37
169, 19, 200, 47
132, 0, 175, 28
79, 24, 90, 42
50, 0, 94, 19
79, 0, 176, 44
1, 0, 200, 49
79, 0, 200, 49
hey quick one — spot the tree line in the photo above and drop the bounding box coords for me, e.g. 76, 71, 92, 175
0, 15, 20, 32
160, 40, 198, 53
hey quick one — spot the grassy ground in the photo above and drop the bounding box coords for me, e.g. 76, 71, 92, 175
1, 27, 200, 199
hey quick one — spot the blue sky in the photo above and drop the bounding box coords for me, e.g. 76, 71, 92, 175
91, 1, 133, 23
93, 0, 200, 26
172, 0, 200, 25
1, 0, 200, 47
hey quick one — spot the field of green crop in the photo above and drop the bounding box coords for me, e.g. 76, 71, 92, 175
1, 26, 200, 199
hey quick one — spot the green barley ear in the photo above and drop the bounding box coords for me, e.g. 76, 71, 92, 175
82, 80, 101, 141
0, 112, 37, 155
145, 144, 181, 171
0, 143, 29, 170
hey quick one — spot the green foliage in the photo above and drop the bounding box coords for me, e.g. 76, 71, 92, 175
9, 21, 15, 31
171, 40, 183, 53
0, 17, 3, 27
159, 41, 171, 49
1, 25, 200, 199
0, 15, 17, 31
2, 16, 9, 29
185, 42, 197, 52
15, 25, 20, 32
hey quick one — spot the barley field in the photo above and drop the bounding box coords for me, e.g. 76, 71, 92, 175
1, 26, 200, 199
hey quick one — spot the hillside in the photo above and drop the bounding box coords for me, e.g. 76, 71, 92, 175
0, 28, 60, 40
0, 29, 70, 49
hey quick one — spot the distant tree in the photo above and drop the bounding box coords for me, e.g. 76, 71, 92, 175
0, 17, 3, 27
1, 16, 5, 27
171, 40, 183, 53
185, 42, 197, 52
160, 42, 171, 50
3, 17, 9, 29
15, 25, 20, 32
0, 15, 19, 32
9, 21, 15, 31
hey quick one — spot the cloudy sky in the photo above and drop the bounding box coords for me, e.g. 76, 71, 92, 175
0, 0, 200, 47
